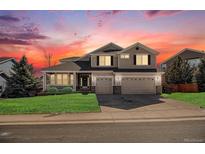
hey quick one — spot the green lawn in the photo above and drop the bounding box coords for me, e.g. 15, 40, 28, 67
0, 93, 100, 114
162, 92, 205, 108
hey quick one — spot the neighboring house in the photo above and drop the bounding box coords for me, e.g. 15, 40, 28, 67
161, 48, 205, 71
0, 57, 16, 96
42, 42, 163, 94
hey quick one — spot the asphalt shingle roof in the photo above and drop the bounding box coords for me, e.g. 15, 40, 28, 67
0, 57, 13, 63
42, 61, 81, 71
43, 60, 157, 72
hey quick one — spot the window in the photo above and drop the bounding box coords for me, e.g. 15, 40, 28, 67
50, 74, 72, 86
188, 58, 201, 67
0, 86, 2, 92
161, 64, 167, 70
120, 54, 129, 59
62, 74, 68, 85
50, 74, 55, 85
70, 74, 73, 86
56, 74, 62, 85
99, 56, 111, 66
136, 54, 148, 65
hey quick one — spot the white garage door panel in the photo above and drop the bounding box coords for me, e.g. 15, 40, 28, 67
96, 78, 113, 94
121, 77, 155, 94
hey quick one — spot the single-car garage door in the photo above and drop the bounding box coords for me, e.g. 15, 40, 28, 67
96, 77, 113, 94
121, 77, 155, 94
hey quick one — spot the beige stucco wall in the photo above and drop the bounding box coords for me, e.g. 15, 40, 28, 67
118, 47, 156, 69
92, 72, 162, 87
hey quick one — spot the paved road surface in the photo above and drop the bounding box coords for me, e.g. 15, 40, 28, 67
0, 120, 205, 143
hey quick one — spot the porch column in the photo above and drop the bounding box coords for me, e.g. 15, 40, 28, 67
43, 72, 47, 91
73, 72, 77, 91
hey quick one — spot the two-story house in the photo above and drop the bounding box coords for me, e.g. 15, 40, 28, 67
42, 42, 163, 94
0, 57, 16, 96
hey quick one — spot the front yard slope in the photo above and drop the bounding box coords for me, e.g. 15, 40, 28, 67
0, 93, 100, 114
162, 92, 205, 108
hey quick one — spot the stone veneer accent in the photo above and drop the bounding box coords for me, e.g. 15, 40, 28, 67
156, 86, 162, 94
113, 86, 121, 95
91, 86, 96, 93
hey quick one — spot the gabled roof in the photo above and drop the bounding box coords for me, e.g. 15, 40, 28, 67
90, 42, 123, 54
0, 57, 15, 64
78, 42, 123, 61
118, 42, 159, 55
161, 48, 205, 64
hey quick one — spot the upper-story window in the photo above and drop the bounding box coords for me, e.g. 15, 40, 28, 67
136, 54, 149, 65
120, 54, 130, 59
99, 56, 111, 66
187, 58, 201, 67
161, 64, 167, 70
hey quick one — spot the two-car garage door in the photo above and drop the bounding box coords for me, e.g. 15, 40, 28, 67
121, 77, 155, 94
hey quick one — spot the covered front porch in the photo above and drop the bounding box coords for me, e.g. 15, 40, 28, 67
42, 72, 93, 92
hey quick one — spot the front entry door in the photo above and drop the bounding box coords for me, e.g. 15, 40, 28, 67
79, 73, 91, 88
81, 76, 88, 87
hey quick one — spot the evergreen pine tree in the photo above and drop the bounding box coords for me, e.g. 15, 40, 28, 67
165, 56, 194, 84
196, 58, 205, 91
181, 58, 195, 83
4, 55, 38, 97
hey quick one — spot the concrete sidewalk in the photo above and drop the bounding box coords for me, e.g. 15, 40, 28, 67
0, 107, 205, 125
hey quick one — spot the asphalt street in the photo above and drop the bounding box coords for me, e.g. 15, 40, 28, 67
0, 120, 205, 143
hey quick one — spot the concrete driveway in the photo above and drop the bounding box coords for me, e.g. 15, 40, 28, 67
97, 94, 201, 112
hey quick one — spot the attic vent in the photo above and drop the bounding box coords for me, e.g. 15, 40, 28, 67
136, 47, 139, 50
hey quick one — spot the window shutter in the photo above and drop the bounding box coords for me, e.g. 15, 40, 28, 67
133, 55, 136, 65
89, 57, 91, 67
148, 55, 151, 65
111, 56, 114, 66
97, 56, 99, 66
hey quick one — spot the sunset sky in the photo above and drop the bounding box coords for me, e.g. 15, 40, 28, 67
0, 10, 205, 71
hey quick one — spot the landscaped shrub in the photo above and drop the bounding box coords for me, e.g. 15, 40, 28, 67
60, 87, 73, 93
47, 87, 58, 94
45, 86, 73, 95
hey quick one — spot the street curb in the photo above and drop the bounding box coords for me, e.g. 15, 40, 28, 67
0, 116, 205, 126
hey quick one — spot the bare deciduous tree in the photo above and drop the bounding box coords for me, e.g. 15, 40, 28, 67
44, 50, 53, 68
36, 45, 53, 67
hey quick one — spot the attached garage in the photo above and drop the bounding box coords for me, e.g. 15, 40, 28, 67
95, 77, 113, 94
121, 77, 156, 94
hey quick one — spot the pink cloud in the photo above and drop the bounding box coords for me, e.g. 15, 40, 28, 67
86, 10, 125, 27
144, 10, 183, 19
